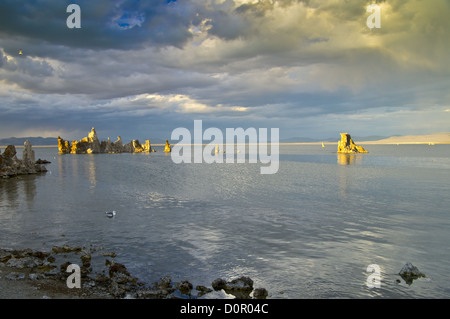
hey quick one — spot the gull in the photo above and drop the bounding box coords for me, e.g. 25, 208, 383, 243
105, 211, 116, 218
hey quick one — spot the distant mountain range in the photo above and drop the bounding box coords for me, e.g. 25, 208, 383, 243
281, 133, 450, 144
365, 132, 450, 144
0, 137, 58, 146
1, 133, 449, 146
279, 135, 392, 143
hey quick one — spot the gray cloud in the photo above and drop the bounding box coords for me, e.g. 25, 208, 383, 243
0, 0, 449, 140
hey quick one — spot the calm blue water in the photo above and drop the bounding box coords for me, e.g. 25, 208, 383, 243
1, 144, 450, 298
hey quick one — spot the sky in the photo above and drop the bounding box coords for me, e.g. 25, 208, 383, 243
0, 0, 449, 142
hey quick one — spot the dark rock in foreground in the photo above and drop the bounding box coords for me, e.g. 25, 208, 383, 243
399, 262, 425, 285
0, 141, 48, 178
36, 158, 51, 164
212, 276, 268, 299
253, 287, 269, 299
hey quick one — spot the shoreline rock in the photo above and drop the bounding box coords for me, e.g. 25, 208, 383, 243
212, 276, 267, 299
0, 246, 268, 299
398, 262, 425, 285
337, 133, 368, 154
0, 141, 48, 179
58, 127, 156, 155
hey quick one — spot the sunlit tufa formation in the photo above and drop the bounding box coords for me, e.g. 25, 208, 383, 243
164, 139, 171, 153
337, 133, 368, 154
58, 127, 153, 155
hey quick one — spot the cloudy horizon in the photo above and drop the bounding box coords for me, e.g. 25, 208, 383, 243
1, 0, 449, 142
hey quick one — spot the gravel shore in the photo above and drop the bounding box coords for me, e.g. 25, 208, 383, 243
0, 265, 91, 299
0, 246, 267, 299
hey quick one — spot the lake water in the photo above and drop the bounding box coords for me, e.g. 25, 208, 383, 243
1, 144, 450, 298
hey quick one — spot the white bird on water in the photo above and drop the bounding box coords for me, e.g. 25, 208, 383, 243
105, 211, 116, 218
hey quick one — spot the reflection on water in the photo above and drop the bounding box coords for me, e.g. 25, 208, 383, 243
0, 175, 37, 211
337, 153, 365, 165
337, 154, 365, 198
24, 177, 36, 210
57, 153, 97, 189
338, 165, 349, 199
86, 155, 97, 189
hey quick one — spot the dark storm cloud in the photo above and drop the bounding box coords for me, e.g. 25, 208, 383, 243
0, 0, 196, 51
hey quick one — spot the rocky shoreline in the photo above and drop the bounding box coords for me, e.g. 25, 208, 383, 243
0, 246, 268, 299
0, 244, 428, 299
